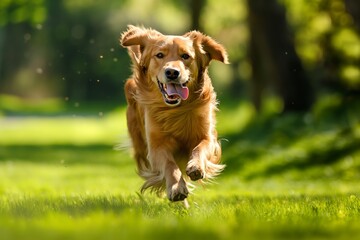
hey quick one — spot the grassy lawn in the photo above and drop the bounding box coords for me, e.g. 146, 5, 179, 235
1, 94, 360, 239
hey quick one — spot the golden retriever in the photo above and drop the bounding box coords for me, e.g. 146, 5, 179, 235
120, 25, 228, 201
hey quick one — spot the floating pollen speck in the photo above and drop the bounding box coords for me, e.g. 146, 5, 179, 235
36, 68, 43, 74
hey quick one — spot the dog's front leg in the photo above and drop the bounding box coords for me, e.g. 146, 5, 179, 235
186, 139, 223, 181
148, 147, 189, 201
145, 113, 188, 201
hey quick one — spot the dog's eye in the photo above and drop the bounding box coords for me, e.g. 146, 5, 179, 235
155, 53, 164, 59
181, 53, 190, 60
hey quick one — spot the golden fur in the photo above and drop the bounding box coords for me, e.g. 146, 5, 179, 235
120, 25, 228, 201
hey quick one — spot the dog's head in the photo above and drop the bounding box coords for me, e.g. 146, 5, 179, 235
121, 25, 228, 107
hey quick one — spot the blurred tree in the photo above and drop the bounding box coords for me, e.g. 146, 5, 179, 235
345, 0, 360, 31
0, 23, 31, 94
0, 0, 47, 97
247, 0, 314, 112
0, 0, 130, 102
187, 0, 206, 31
169, 0, 207, 31
44, 0, 129, 102
0, 0, 46, 26
319, 0, 360, 93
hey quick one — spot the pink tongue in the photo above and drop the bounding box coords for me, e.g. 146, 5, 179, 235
165, 83, 189, 100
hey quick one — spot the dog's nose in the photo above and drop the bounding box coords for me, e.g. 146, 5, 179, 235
165, 68, 180, 80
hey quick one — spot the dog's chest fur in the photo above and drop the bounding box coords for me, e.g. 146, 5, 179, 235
148, 103, 211, 148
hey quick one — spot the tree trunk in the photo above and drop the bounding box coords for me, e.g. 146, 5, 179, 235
247, 0, 314, 112
0, 23, 32, 95
345, 0, 360, 31
187, 0, 206, 31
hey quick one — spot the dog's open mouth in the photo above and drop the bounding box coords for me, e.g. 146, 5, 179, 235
157, 80, 189, 106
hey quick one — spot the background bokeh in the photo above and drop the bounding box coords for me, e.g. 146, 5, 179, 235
1, 1, 360, 239
0, 0, 358, 113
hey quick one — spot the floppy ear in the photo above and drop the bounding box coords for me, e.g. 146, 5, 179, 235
121, 25, 146, 47
120, 25, 162, 65
184, 31, 229, 64
120, 25, 162, 47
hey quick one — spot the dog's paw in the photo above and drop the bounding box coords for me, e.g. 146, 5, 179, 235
186, 161, 204, 181
187, 168, 203, 181
167, 179, 189, 202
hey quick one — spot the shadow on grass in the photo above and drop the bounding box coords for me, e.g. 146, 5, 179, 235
221, 113, 309, 171
0, 144, 130, 167
3, 194, 141, 218
221, 97, 360, 180
245, 129, 360, 180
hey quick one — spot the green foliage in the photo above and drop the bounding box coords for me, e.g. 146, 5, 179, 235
0, 0, 46, 26
281, 0, 360, 88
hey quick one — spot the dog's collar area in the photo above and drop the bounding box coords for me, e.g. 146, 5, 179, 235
157, 79, 189, 107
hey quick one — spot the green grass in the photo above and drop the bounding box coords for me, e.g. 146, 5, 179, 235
0, 94, 360, 239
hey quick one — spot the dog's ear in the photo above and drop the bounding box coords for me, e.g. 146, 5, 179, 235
184, 31, 229, 64
121, 25, 145, 47
120, 25, 162, 48
121, 25, 162, 65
